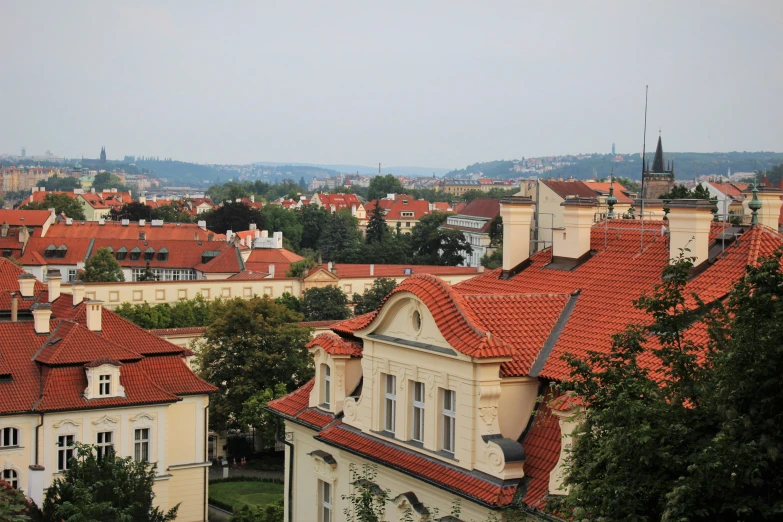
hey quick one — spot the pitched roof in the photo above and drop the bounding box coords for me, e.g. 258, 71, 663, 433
316, 423, 518, 507
194, 244, 244, 273
0, 209, 52, 227
583, 181, 634, 204
265, 379, 335, 429
455, 198, 501, 219
34, 320, 143, 365
330, 264, 479, 278
540, 180, 600, 200
244, 248, 304, 276
44, 221, 217, 241
520, 390, 562, 510
307, 333, 363, 357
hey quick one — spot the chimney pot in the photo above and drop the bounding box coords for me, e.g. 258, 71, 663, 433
47, 270, 62, 302
85, 300, 103, 332
11, 293, 18, 322
667, 199, 716, 266
71, 281, 85, 305
553, 198, 599, 262
269, 264, 275, 277
31, 303, 52, 334
499, 196, 535, 277
17, 273, 37, 298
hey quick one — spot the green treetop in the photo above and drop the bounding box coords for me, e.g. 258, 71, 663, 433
80, 247, 125, 282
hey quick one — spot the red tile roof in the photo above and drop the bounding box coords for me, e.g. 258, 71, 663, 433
583, 181, 634, 204
455, 198, 501, 220
307, 333, 363, 356
521, 391, 562, 510
265, 379, 336, 429
541, 180, 600, 200
227, 270, 270, 280
44, 221, 217, 241
315, 193, 363, 212
22, 191, 78, 206
316, 423, 518, 507
34, 320, 143, 365
330, 264, 479, 278
193, 244, 244, 273
244, 248, 304, 276
0, 209, 52, 227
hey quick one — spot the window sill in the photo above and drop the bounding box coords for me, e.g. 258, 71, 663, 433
0, 446, 23, 451
369, 431, 459, 463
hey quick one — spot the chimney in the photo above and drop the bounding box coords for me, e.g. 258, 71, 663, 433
249, 223, 257, 230
250, 195, 255, 203
18, 273, 37, 298
370, 264, 375, 276
746, 186, 783, 231
666, 199, 716, 267
72, 280, 85, 305
139, 219, 146, 227
31, 303, 52, 334
47, 270, 61, 302
499, 196, 535, 278
152, 194, 157, 202
91, 187, 95, 193
11, 293, 18, 322
269, 264, 275, 277
139, 195, 146, 205
328, 261, 333, 271
85, 300, 103, 332
261, 230, 268, 238
553, 198, 598, 263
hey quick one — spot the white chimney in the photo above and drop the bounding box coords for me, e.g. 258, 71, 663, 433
553, 198, 598, 262
499, 196, 535, 278
66, 218, 73, 225
249, 223, 257, 230
328, 261, 333, 271
261, 230, 269, 238
667, 199, 716, 267
47, 270, 61, 302
18, 273, 36, 298
32, 303, 52, 334
269, 264, 275, 277
197, 220, 207, 230
91, 187, 95, 193
98, 218, 105, 225
152, 194, 157, 202
370, 264, 375, 276
139, 195, 146, 205
139, 219, 146, 227
85, 300, 103, 332
250, 195, 255, 203
72, 281, 85, 305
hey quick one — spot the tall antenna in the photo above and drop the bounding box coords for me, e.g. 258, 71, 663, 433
640, 85, 649, 252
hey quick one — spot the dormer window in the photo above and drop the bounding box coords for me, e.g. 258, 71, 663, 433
116, 247, 127, 261
322, 364, 331, 408
99, 374, 111, 396
129, 247, 141, 261
143, 247, 155, 261
56, 245, 68, 259
157, 247, 169, 262
44, 244, 57, 258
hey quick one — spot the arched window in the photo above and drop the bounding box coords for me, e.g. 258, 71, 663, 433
322, 364, 331, 408
2, 468, 18, 488
0, 427, 19, 447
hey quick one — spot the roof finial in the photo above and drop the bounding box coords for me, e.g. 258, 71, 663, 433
749, 174, 762, 226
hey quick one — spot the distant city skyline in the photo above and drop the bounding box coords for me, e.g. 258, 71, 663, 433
1, 1, 781, 168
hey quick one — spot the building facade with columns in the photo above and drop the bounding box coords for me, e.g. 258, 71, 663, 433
267, 189, 783, 521
0, 259, 216, 521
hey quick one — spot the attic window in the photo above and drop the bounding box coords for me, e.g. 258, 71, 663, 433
143, 247, 155, 261
116, 247, 127, 261
104, 247, 113, 254
129, 247, 141, 261
44, 244, 57, 258
55, 245, 68, 259
157, 247, 168, 262
201, 251, 219, 264
99, 374, 111, 396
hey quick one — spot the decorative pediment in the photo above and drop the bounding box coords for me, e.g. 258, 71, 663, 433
130, 412, 155, 426
303, 266, 339, 282
53, 419, 80, 431
91, 415, 119, 430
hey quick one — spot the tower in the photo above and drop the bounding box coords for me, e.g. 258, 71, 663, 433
612, 142, 616, 155
642, 133, 674, 200
100, 146, 106, 164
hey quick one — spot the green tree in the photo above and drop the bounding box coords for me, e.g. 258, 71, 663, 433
317, 209, 362, 262
410, 213, 472, 265
92, 172, 129, 192
352, 278, 397, 315
260, 205, 303, 251
301, 286, 351, 321
42, 443, 177, 522
240, 383, 288, 449
136, 261, 158, 281
196, 296, 313, 430
80, 247, 125, 282
488, 215, 503, 246
296, 205, 330, 252
151, 201, 194, 223
37, 175, 81, 191
114, 302, 172, 329
202, 202, 264, 235
111, 201, 152, 221
365, 204, 390, 245
275, 292, 302, 313
480, 247, 503, 269
0, 478, 39, 522
342, 464, 389, 522
22, 193, 86, 220
367, 174, 405, 201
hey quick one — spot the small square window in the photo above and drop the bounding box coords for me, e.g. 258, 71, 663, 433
99, 374, 111, 396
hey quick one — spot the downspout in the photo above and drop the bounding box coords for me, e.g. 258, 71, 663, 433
282, 437, 294, 522
34, 413, 44, 466
203, 403, 209, 522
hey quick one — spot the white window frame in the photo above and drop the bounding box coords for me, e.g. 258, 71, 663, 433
98, 374, 111, 396
96, 431, 113, 459
57, 434, 75, 471
134, 428, 150, 462
411, 381, 425, 443
67, 269, 77, 282
441, 389, 456, 454
384, 374, 397, 434
320, 479, 332, 522
0, 427, 19, 447
322, 364, 331, 408
2, 468, 18, 488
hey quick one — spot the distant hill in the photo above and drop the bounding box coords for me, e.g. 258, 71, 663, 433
254, 162, 451, 178
133, 159, 237, 186
446, 152, 783, 181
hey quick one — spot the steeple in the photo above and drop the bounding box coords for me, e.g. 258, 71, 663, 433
100, 146, 106, 163
651, 135, 665, 173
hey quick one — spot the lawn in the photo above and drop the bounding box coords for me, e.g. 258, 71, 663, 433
209, 481, 284, 510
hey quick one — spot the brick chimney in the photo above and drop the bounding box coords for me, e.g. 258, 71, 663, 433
31, 303, 52, 334
499, 196, 535, 278
553, 198, 598, 263
85, 300, 103, 332
17, 273, 37, 298
47, 270, 61, 302
72, 280, 85, 305
666, 199, 716, 267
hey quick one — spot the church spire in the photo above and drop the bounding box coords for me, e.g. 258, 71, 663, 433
651, 135, 665, 173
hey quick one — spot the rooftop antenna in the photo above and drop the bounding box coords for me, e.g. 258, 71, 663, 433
640, 85, 649, 252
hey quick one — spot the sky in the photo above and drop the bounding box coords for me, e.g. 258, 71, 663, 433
1, 1, 781, 169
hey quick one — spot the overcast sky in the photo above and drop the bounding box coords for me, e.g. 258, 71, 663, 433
1, 1, 781, 168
